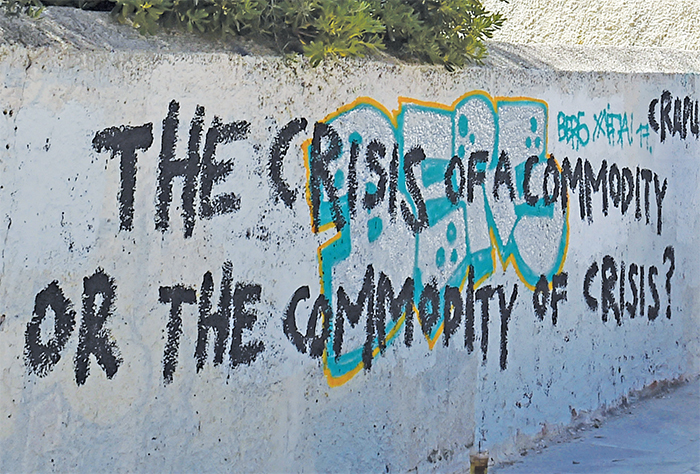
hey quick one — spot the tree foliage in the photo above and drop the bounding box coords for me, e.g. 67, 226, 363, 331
2, 0, 506, 68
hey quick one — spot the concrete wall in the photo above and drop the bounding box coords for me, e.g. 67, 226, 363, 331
1, 11, 699, 472
482, 0, 700, 50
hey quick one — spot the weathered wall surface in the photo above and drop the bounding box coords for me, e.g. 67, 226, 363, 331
1, 11, 699, 472
482, 0, 700, 50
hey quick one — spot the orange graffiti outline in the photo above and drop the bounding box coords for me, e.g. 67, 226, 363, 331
301, 91, 570, 386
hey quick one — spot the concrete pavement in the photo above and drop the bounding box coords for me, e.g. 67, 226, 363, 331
493, 377, 700, 474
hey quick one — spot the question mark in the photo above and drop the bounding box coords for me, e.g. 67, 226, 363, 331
663, 246, 675, 319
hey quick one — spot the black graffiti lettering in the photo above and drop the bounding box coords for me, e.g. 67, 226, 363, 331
177, 103, 204, 235
673, 97, 684, 138
640, 168, 653, 225
309, 122, 344, 231
283, 287, 331, 358
585, 252, 670, 326
690, 98, 700, 137
497, 284, 518, 371
523, 155, 539, 206
200, 117, 249, 219
475, 285, 496, 363
660, 90, 672, 142
684, 97, 695, 138
195, 262, 232, 372
283, 286, 310, 354
401, 146, 429, 234
445, 155, 466, 205
334, 265, 374, 361
627, 263, 638, 318
635, 167, 641, 220
543, 156, 560, 206
418, 282, 440, 338
561, 157, 584, 218
92, 124, 153, 231
558, 158, 666, 233
663, 246, 675, 319
156, 101, 204, 238
654, 174, 668, 235
533, 275, 549, 321
25, 281, 76, 377
648, 98, 659, 133
608, 163, 621, 209
155, 100, 180, 232
601, 255, 619, 324
280, 267, 528, 371
268, 118, 307, 208
464, 265, 475, 353
443, 285, 462, 347
493, 151, 515, 201
348, 140, 359, 218
621, 167, 634, 215
364, 286, 389, 370
684, 97, 697, 138
584, 159, 608, 221
363, 140, 388, 211
308, 294, 332, 358
531, 274, 567, 325
584, 261, 599, 311
646, 91, 698, 142
389, 144, 399, 222
75, 269, 121, 386
619, 260, 626, 322
159, 285, 196, 384
639, 265, 645, 318
647, 91, 698, 141
551, 272, 568, 326
229, 283, 264, 367
375, 273, 415, 348
647, 266, 660, 321
467, 151, 488, 203
362, 277, 389, 371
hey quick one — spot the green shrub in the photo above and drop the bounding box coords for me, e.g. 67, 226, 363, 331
2, 0, 43, 17
378, 0, 504, 69
2, 0, 506, 68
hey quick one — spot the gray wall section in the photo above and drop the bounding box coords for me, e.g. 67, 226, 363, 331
0, 9, 698, 472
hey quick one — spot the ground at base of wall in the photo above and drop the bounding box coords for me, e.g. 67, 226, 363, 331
492, 376, 700, 473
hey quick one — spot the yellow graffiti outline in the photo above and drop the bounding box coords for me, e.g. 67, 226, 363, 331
301, 92, 570, 386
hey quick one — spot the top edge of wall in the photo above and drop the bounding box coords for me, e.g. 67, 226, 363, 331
1, 6, 699, 75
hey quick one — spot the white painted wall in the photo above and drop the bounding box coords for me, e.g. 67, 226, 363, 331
0, 42, 698, 472
482, 0, 700, 50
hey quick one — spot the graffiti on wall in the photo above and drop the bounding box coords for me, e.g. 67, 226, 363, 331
298, 92, 567, 385
557, 91, 699, 153
557, 106, 636, 151
18, 89, 682, 388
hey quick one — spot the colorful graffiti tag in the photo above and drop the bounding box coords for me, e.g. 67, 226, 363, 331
557, 92, 700, 153
303, 92, 569, 386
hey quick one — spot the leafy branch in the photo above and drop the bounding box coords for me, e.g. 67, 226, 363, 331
1, 0, 507, 69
